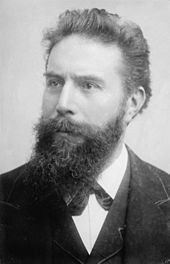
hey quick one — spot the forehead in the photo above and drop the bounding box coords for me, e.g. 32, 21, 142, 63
47, 35, 124, 77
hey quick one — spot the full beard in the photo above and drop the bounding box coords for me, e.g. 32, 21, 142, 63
25, 108, 126, 202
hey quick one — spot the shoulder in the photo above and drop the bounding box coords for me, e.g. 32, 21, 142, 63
127, 146, 170, 192
0, 165, 27, 201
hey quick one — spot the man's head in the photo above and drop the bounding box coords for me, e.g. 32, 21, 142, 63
27, 9, 151, 198
43, 8, 151, 112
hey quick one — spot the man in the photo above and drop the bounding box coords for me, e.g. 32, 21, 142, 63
0, 8, 170, 264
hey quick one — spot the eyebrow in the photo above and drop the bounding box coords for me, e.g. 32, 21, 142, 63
43, 71, 105, 85
74, 75, 105, 85
43, 72, 64, 79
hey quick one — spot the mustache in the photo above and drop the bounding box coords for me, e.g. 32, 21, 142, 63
50, 118, 85, 135
35, 117, 98, 136
35, 116, 99, 139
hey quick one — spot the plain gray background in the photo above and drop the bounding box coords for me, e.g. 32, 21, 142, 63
0, 0, 170, 173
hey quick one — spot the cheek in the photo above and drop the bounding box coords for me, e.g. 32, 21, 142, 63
83, 91, 125, 126
42, 93, 58, 118
82, 98, 115, 126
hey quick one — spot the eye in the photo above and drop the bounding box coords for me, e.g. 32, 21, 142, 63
46, 79, 63, 90
82, 82, 97, 90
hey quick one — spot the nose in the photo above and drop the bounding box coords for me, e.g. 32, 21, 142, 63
56, 81, 76, 117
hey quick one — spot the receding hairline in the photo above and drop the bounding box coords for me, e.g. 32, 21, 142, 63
46, 33, 127, 74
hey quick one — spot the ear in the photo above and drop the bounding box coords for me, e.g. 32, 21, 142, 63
124, 86, 146, 125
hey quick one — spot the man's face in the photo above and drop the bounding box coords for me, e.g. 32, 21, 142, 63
28, 35, 129, 196
42, 35, 126, 129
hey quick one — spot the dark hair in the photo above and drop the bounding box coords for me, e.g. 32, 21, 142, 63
42, 8, 151, 112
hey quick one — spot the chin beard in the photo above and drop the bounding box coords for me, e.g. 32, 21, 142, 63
25, 110, 125, 202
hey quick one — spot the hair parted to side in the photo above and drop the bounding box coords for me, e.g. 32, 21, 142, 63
42, 8, 151, 112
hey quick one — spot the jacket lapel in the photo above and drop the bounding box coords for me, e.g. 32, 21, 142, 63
124, 149, 170, 263
87, 160, 131, 264
28, 188, 89, 264
8, 173, 89, 264
48, 192, 89, 263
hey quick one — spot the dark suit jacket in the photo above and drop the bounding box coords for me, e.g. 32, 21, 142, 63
0, 148, 170, 264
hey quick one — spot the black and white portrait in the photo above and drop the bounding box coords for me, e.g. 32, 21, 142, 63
0, 1, 170, 263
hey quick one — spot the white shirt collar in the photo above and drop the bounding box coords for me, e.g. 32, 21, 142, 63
97, 144, 128, 199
